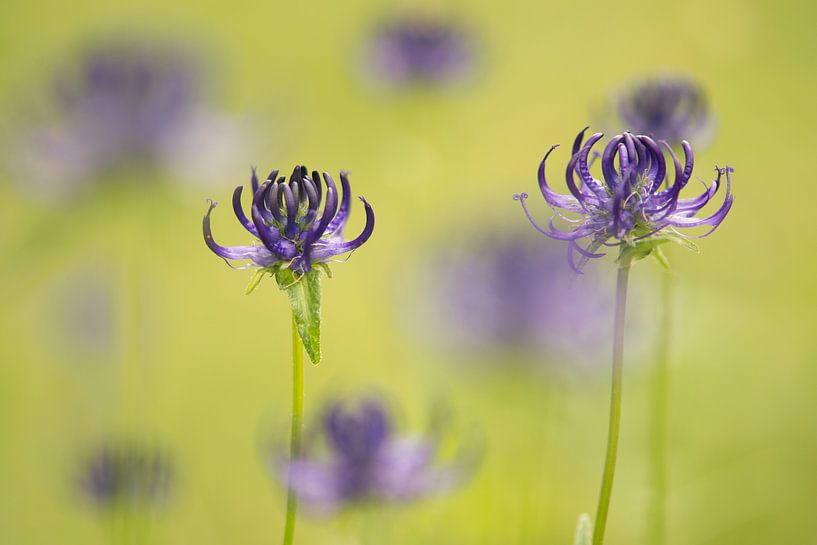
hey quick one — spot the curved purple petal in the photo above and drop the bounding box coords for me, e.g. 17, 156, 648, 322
324, 170, 352, 239
251, 181, 285, 252
232, 186, 258, 236
601, 134, 625, 190
306, 172, 339, 243
575, 133, 607, 198
668, 167, 733, 229
250, 167, 260, 193
281, 183, 298, 239
537, 145, 583, 211
311, 197, 375, 260
203, 201, 277, 266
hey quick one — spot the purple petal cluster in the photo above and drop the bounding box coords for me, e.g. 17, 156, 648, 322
424, 230, 610, 364
52, 42, 199, 160
79, 442, 172, 508
367, 16, 474, 86
204, 166, 374, 275
514, 129, 733, 271
7, 39, 250, 197
281, 398, 463, 512
615, 76, 711, 146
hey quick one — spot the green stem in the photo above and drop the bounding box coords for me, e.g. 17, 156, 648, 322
282, 314, 305, 545
592, 256, 631, 545
647, 272, 672, 545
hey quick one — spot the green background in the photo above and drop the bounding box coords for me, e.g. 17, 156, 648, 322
1, 0, 815, 544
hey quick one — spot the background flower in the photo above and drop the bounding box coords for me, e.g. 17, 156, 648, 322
276, 396, 469, 513
77, 441, 173, 510
413, 228, 611, 368
364, 14, 476, 88
611, 76, 714, 149
4, 37, 253, 199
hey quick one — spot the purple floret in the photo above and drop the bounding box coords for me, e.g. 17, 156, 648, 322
615, 76, 712, 146
204, 165, 374, 275
367, 16, 475, 86
280, 398, 465, 512
79, 442, 172, 509
514, 129, 733, 271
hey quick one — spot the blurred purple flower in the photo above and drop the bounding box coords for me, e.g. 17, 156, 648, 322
614, 76, 713, 147
79, 442, 172, 509
8, 39, 251, 197
424, 231, 611, 364
366, 15, 475, 87
204, 165, 374, 275
514, 129, 734, 271
279, 398, 465, 512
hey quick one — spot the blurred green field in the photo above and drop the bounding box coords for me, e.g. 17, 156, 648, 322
2, 0, 817, 544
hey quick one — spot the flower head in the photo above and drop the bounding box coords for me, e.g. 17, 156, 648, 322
614, 76, 712, 146
279, 397, 465, 512
6, 39, 250, 198
204, 165, 374, 276
52, 41, 200, 161
367, 15, 475, 86
78, 442, 173, 509
422, 229, 610, 364
514, 128, 733, 271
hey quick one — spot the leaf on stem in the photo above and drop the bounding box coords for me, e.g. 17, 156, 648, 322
276, 268, 322, 364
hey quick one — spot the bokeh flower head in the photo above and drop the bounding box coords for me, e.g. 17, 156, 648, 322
77, 440, 173, 510
415, 227, 612, 368
274, 394, 473, 513
611, 75, 714, 149
5, 36, 252, 199
364, 13, 476, 89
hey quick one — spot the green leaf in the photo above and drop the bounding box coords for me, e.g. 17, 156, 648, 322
245, 268, 271, 295
275, 268, 322, 364
316, 262, 333, 279
572, 514, 592, 545
653, 245, 671, 270
245, 264, 283, 295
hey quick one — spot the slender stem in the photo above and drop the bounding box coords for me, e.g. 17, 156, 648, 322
592, 257, 631, 545
647, 272, 672, 545
282, 314, 305, 545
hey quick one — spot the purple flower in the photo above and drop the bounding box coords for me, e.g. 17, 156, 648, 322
79, 442, 172, 509
51, 41, 200, 163
614, 76, 712, 146
367, 16, 475, 86
203, 165, 374, 275
423, 230, 610, 364
514, 129, 734, 271
7, 39, 251, 197
280, 398, 465, 512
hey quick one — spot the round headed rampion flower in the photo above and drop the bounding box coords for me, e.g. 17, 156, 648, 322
423, 230, 610, 365
280, 398, 465, 512
614, 76, 712, 146
79, 442, 173, 509
204, 165, 374, 276
25, 41, 201, 184
6, 39, 251, 198
514, 129, 733, 271
367, 15, 475, 86
51, 42, 199, 161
